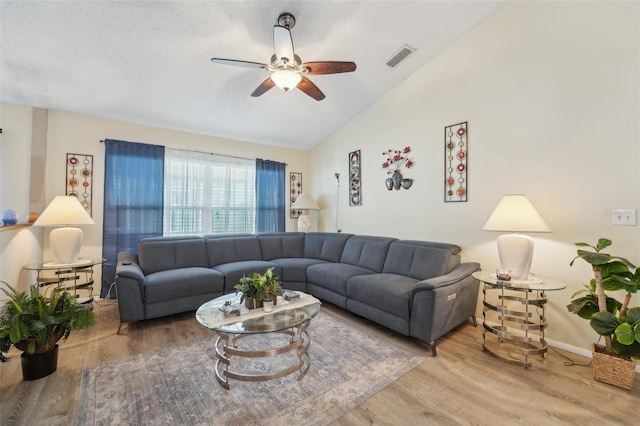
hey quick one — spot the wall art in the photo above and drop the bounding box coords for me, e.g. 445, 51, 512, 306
382, 146, 414, 190
444, 121, 468, 202
290, 172, 303, 218
66, 153, 93, 215
349, 150, 362, 206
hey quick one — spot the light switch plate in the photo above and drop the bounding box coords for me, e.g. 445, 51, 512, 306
611, 209, 637, 226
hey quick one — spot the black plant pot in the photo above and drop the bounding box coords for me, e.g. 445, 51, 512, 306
21, 344, 58, 381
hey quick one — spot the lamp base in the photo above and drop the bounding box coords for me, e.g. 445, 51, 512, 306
297, 214, 313, 233
496, 234, 534, 281
49, 227, 83, 265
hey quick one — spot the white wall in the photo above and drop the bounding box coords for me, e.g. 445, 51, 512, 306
309, 1, 640, 351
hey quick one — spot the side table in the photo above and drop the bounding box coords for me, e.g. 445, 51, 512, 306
472, 271, 566, 368
24, 259, 104, 305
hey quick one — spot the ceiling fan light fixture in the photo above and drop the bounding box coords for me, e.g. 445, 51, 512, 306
271, 70, 302, 91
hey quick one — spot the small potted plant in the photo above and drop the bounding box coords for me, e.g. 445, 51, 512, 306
567, 238, 640, 390
0, 281, 96, 380
234, 268, 283, 310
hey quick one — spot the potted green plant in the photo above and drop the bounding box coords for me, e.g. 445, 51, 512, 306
234, 267, 283, 310
0, 280, 96, 380
567, 238, 640, 389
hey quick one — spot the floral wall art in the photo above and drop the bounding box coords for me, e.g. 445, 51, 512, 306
289, 172, 302, 218
444, 122, 468, 202
349, 150, 362, 206
382, 146, 413, 190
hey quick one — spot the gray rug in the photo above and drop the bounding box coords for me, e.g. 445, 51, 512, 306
76, 311, 423, 426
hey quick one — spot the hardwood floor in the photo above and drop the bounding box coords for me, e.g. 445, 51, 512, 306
1, 300, 638, 425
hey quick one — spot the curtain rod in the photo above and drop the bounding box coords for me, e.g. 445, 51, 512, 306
99, 139, 257, 162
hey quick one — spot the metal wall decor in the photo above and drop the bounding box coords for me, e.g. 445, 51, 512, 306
444, 122, 468, 202
349, 150, 362, 206
290, 172, 303, 218
66, 153, 93, 215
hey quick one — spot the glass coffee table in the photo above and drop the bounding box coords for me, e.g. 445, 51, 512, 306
196, 291, 321, 389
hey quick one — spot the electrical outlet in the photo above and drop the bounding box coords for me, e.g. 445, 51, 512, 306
611, 209, 637, 226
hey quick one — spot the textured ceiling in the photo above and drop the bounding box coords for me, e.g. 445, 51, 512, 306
1, 1, 504, 150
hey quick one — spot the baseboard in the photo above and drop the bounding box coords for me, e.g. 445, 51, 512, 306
475, 316, 640, 373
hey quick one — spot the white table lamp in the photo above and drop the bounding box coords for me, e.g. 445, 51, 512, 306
33, 195, 95, 265
291, 194, 320, 232
482, 194, 550, 281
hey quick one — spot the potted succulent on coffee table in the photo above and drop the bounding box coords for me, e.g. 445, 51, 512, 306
567, 238, 640, 390
0, 280, 96, 380
234, 267, 283, 310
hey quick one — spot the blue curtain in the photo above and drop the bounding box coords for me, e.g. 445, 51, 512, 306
101, 139, 165, 297
255, 159, 286, 232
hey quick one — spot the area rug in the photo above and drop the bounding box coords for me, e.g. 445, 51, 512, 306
75, 311, 423, 426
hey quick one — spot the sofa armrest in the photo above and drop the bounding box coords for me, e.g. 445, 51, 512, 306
411, 262, 480, 294
115, 252, 147, 323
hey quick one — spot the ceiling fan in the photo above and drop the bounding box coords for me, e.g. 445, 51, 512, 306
211, 12, 356, 101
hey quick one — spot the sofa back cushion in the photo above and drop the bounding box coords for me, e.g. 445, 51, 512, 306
258, 233, 305, 260
382, 240, 461, 280
340, 235, 396, 272
138, 236, 208, 275
205, 235, 262, 266
303, 232, 353, 262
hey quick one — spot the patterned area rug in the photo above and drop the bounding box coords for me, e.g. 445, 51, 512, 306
76, 311, 423, 426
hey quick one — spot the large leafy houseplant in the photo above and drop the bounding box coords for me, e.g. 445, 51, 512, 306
0, 281, 96, 358
567, 238, 640, 359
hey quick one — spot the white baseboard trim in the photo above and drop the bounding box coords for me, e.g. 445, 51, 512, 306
475, 316, 640, 373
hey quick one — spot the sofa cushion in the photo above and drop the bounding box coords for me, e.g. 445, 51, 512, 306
258, 233, 305, 260
213, 260, 281, 293
306, 262, 375, 297
340, 235, 396, 272
138, 236, 208, 275
270, 258, 327, 283
346, 273, 418, 320
303, 232, 353, 262
144, 267, 224, 304
383, 241, 460, 280
205, 235, 263, 266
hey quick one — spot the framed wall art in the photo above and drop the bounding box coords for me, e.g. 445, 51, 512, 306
290, 172, 303, 218
349, 150, 362, 206
444, 122, 468, 202
66, 153, 93, 215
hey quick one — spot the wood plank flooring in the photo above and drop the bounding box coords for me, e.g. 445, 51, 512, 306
1, 300, 638, 425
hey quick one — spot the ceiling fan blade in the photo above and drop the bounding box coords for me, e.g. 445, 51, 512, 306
297, 76, 325, 101
251, 78, 276, 97
303, 61, 357, 75
211, 58, 268, 70
273, 25, 295, 64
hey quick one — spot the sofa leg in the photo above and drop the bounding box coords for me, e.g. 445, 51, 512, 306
117, 323, 124, 335
471, 316, 478, 327
429, 341, 437, 357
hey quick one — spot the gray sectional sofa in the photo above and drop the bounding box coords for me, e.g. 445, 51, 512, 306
115, 232, 480, 355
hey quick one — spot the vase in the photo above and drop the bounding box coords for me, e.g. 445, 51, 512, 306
385, 178, 393, 190
401, 178, 413, 189
21, 344, 59, 381
591, 344, 635, 390
263, 298, 274, 312
391, 171, 402, 190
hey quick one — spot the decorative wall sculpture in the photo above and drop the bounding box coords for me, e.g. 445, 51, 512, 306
66, 153, 93, 215
290, 172, 303, 218
382, 146, 413, 191
444, 122, 468, 202
349, 150, 362, 206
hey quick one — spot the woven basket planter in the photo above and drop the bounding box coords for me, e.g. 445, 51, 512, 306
591, 344, 636, 390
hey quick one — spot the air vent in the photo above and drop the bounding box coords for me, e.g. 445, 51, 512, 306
386, 45, 415, 67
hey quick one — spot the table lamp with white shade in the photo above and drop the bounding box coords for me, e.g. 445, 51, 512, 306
291, 194, 320, 232
33, 195, 95, 266
482, 194, 550, 281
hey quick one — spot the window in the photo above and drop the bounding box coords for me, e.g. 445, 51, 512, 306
163, 149, 256, 235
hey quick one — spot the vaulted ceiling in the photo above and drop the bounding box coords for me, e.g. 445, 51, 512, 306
1, 1, 504, 150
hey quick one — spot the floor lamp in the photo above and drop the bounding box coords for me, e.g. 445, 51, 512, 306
33, 195, 95, 266
291, 194, 319, 232
482, 194, 550, 281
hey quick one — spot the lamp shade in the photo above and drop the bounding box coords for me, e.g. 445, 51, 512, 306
291, 194, 319, 210
482, 195, 550, 233
33, 196, 95, 227
271, 70, 302, 91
